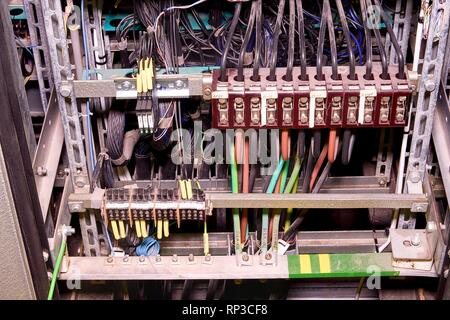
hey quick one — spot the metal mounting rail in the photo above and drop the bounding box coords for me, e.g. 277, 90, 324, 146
58, 253, 437, 281
205, 193, 428, 211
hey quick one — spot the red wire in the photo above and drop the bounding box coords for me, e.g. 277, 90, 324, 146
328, 129, 337, 163
309, 143, 328, 192
240, 139, 250, 243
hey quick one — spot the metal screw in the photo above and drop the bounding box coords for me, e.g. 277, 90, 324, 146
36, 166, 47, 176
234, 97, 244, 105
69, 203, 82, 212
411, 234, 421, 246
156, 255, 162, 262
123, 256, 129, 262
188, 254, 194, 262
242, 253, 249, 262
139, 256, 145, 262
175, 80, 184, 89
251, 97, 260, 105
425, 80, 435, 92
378, 177, 387, 186
265, 253, 272, 260
172, 254, 178, 262
283, 97, 293, 105
205, 254, 211, 262
364, 114, 373, 123
107, 257, 114, 263
121, 81, 132, 91
267, 98, 276, 105
299, 97, 308, 104
203, 87, 211, 96
60, 85, 72, 97
74, 176, 86, 188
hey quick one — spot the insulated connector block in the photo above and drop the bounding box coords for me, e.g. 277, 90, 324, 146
103, 187, 208, 222
211, 63, 411, 129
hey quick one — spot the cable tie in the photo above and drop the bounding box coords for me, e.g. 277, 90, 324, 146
78, 111, 93, 118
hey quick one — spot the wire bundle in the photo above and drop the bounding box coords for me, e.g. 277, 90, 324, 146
135, 236, 161, 256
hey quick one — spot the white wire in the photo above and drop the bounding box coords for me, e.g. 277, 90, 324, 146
153, 0, 209, 57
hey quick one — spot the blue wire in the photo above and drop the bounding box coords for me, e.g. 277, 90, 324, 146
80, 0, 96, 172
102, 221, 115, 256
266, 157, 285, 194
136, 237, 161, 256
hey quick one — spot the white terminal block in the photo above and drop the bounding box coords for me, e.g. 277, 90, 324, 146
358, 87, 377, 124
260, 89, 278, 127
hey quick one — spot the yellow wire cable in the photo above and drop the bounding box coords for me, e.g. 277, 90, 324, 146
163, 219, 169, 237
118, 221, 126, 239
157, 220, 163, 239
140, 220, 148, 238
186, 179, 193, 199
111, 221, 120, 240
135, 220, 142, 238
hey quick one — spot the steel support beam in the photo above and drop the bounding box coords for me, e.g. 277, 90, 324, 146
32, 91, 64, 222
406, 1, 450, 185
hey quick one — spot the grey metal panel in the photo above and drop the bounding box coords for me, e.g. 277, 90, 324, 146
32, 91, 64, 222
432, 85, 450, 203
0, 144, 36, 300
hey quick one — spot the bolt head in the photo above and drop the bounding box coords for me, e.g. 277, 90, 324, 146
60, 85, 72, 97
175, 80, 184, 89
425, 80, 435, 92
121, 81, 132, 91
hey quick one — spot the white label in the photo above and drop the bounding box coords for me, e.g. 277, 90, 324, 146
211, 90, 228, 99
261, 91, 278, 127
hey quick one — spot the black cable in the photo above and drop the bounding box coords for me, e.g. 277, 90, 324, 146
312, 130, 321, 159
360, 0, 373, 79
335, 0, 356, 80
316, 2, 328, 81
219, 3, 242, 82
370, 1, 389, 80
296, 0, 307, 80
285, 0, 296, 81
372, 0, 405, 79
268, 0, 286, 81
324, 0, 338, 80
301, 146, 314, 193
341, 129, 351, 165
237, 1, 257, 81
298, 130, 306, 158
106, 110, 125, 161
251, 0, 262, 81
